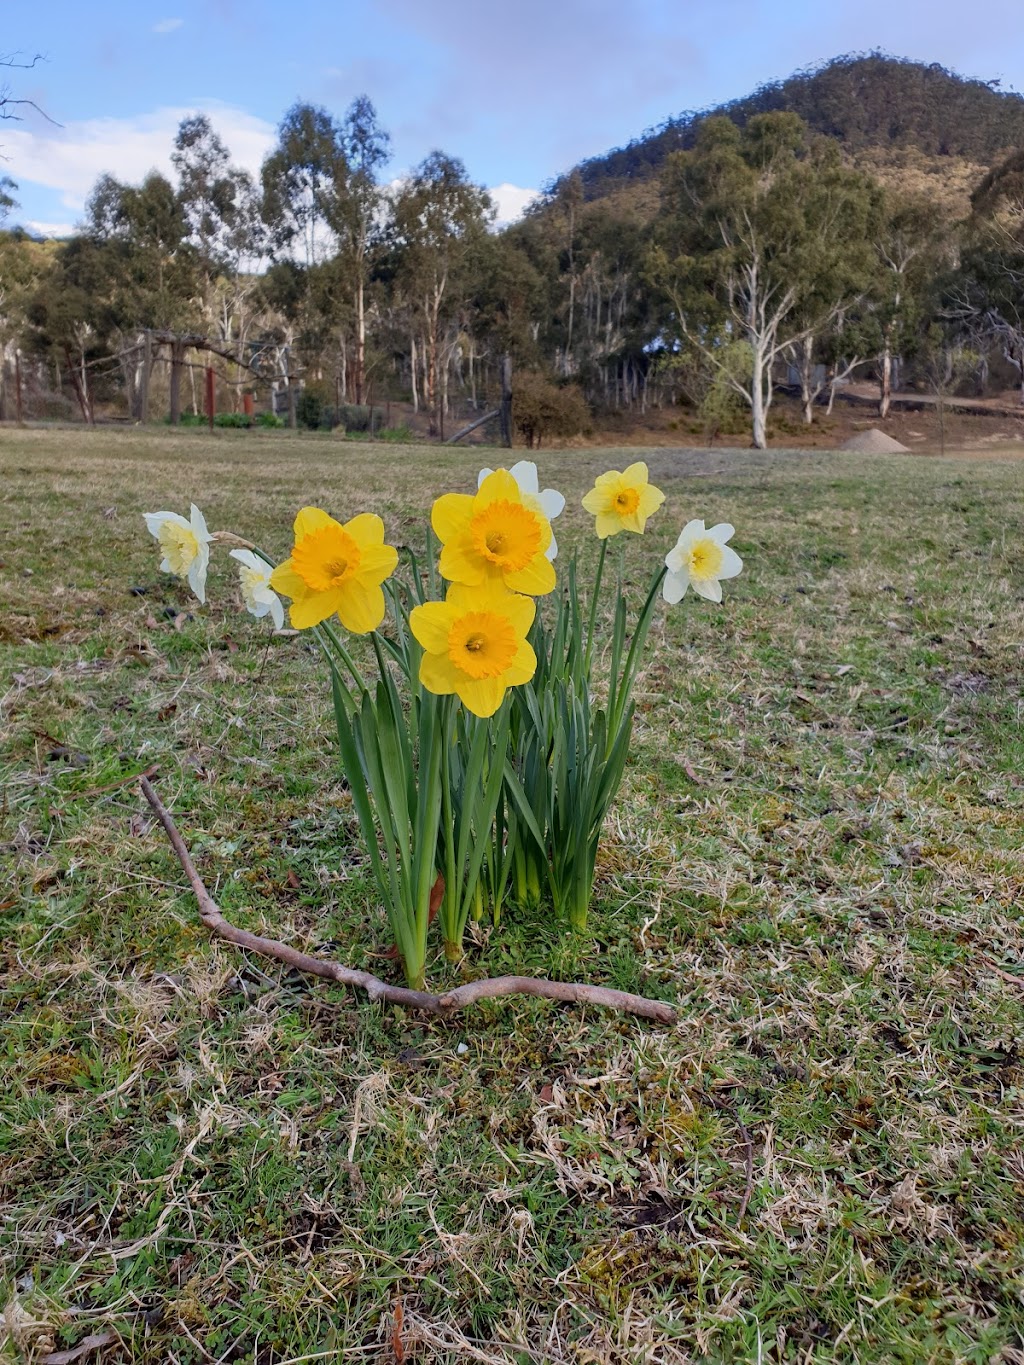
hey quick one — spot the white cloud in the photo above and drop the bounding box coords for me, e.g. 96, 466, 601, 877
489, 183, 540, 227
22, 220, 76, 239
3, 104, 276, 213
153, 18, 184, 34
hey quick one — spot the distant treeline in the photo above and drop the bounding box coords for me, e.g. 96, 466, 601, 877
4, 55, 1024, 448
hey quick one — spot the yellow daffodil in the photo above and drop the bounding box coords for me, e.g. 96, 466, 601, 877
143, 504, 213, 602
431, 469, 556, 596
663, 520, 743, 604
230, 549, 285, 629
477, 460, 566, 560
581, 462, 665, 538
269, 507, 398, 633
410, 581, 537, 718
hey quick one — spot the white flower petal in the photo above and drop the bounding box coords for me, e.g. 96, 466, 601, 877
187, 543, 210, 604
144, 510, 190, 538
662, 571, 688, 604
270, 595, 285, 630
675, 519, 705, 548
718, 545, 743, 580
692, 576, 722, 603
509, 460, 540, 496
538, 488, 566, 520
190, 504, 211, 543
708, 523, 735, 545
545, 530, 558, 562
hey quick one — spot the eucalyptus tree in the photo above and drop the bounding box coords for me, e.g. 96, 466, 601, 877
956, 150, 1024, 403
327, 95, 390, 404
650, 113, 885, 447
390, 152, 493, 429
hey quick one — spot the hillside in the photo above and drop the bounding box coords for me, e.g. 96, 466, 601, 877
570, 53, 1024, 205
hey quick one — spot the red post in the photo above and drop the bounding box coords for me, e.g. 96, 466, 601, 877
206, 366, 216, 431
243, 392, 254, 419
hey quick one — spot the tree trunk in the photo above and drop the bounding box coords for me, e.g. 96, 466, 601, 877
751, 345, 767, 450
799, 335, 815, 424
63, 344, 91, 424
169, 341, 185, 425
354, 276, 365, 406
879, 340, 892, 420
410, 334, 418, 413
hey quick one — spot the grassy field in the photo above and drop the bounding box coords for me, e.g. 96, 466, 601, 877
2, 426, 1023, 1364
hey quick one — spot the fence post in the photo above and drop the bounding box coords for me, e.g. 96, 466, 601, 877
206, 366, 216, 431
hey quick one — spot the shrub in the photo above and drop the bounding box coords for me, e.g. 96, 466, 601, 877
512, 374, 591, 448
214, 412, 252, 429
337, 403, 384, 434
296, 390, 328, 430
255, 411, 284, 429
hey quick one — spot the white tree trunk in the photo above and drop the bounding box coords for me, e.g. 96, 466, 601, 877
751, 344, 768, 449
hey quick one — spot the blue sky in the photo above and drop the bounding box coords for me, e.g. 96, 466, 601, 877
4, 0, 1024, 236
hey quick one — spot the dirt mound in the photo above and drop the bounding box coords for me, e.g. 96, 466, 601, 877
841, 428, 910, 453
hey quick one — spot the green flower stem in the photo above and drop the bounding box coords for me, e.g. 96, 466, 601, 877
583, 538, 608, 677
318, 618, 370, 695
439, 698, 459, 959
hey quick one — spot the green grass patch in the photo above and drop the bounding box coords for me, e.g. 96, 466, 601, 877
1, 428, 1023, 1361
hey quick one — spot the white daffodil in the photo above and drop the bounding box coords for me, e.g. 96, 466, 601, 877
664, 520, 743, 604
143, 503, 213, 603
478, 460, 566, 560
230, 549, 285, 630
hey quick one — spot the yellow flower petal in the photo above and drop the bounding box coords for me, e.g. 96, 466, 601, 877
475, 469, 520, 507
357, 543, 400, 579
505, 638, 537, 686
294, 507, 337, 540
345, 512, 386, 546
595, 511, 623, 539
505, 556, 556, 596
290, 587, 345, 630
410, 600, 458, 654
581, 487, 606, 515
438, 537, 486, 586
335, 579, 386, 634
420, 650, 460, 695
622, 461, 650, 485
456, 676, 506, 718
431, 493, 474, 543
268, 560, 308, 599
638, 483, 666, 519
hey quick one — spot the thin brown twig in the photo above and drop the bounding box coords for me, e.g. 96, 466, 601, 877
138, 777, 678, 1025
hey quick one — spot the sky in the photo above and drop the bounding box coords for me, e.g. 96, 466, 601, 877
3, 0, 1024, 238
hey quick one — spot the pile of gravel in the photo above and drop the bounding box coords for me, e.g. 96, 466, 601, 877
840, 429, 910, 453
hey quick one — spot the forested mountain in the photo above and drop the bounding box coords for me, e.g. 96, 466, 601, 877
571, 54, 1024, 199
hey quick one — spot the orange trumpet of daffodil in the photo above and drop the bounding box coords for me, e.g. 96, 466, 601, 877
270, 507, 398, 633
581, 461, 665, 538
431, 469, 556, 596
410, 581, 537, 718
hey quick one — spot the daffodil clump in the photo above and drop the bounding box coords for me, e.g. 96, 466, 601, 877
143, 459, 742, 988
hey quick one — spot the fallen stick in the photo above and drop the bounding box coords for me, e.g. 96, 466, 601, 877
139, 777, 677, 1025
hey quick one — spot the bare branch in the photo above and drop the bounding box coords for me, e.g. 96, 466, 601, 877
139, 777, 678, 1026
